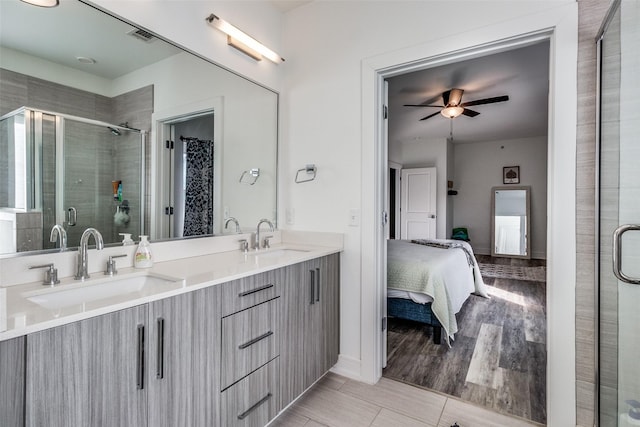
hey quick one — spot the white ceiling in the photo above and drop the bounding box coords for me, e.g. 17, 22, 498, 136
387, 41, 550, 145
0, 0, 182, 80
270, 0, 313, 13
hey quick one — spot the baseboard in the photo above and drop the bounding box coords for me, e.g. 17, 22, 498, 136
330, 354, 362, 381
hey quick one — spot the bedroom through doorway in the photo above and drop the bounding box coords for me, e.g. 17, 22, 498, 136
382, 40, 550, 425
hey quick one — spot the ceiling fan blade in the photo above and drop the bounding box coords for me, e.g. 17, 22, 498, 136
461, 95, 509, 107
462, 108, 480, 117
448, 88, 464, 106
419, 111, 441, 121
403, 104, 443, 108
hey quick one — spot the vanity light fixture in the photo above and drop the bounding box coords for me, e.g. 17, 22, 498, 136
205, 14, 284, 64
20, 0, 59, 7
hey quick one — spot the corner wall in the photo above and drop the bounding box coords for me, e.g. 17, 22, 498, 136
453, 136, 548, 258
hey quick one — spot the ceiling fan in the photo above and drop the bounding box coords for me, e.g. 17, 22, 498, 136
404, 88, 509, 121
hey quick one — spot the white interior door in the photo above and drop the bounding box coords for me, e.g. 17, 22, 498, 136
401, 167, 437, 239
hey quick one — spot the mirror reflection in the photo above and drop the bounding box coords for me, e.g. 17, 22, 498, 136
0, 0, 278, 256
491, 186, 531, 259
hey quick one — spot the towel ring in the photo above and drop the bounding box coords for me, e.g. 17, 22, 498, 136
295, 164, 317, 184
239, 168, 260, 185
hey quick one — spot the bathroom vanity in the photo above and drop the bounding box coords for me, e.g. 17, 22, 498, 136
0, 233, 341, 427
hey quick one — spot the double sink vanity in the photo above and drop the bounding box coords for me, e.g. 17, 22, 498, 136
0, 230, 342, 427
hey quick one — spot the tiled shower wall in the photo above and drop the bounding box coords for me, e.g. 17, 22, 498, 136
575, 1, 611, 426
0, 68, 153, 245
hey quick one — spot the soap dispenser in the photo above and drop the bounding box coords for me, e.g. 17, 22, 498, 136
134, 235, 153, 268
119, 233, 134, 246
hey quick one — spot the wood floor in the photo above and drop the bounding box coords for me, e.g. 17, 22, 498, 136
271, 372, 541, 427
383, 255, 547, 425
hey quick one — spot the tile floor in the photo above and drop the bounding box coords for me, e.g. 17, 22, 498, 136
270, 372, 543, 427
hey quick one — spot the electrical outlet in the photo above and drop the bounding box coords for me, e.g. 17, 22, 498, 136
348, 209, 360, 227
286, 208, 295, 225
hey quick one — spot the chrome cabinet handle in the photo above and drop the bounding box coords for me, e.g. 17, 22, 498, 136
136, 324, 145, 390
238, 331, 273, 349
156, 318, 164, 379
309, 269, 315, 305
237, 392, 272, 420
613, 224, 640, 285
238, 283, 274, 297
315, 267, 320, 302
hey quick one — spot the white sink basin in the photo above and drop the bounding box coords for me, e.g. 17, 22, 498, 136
25, 273, 183, 310
255, 249, 309, 259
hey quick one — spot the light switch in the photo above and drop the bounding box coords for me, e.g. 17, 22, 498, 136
348, 209, 360, 227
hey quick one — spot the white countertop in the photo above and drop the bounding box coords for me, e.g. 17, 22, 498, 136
0, 242, 341, 342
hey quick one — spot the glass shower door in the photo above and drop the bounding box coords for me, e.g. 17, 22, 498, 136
598, 1, 640, 426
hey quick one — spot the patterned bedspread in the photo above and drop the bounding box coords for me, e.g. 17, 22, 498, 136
387, 239, 489, 344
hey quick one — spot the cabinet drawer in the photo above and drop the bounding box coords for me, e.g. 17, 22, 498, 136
221, 299, 279, 389
221, 359, 279, 427
221, 270, 280, 317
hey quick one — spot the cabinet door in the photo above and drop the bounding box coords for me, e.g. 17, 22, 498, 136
26, 305, 148, 427
0, 336, 25, 427
322, 253, 340, 372
303, 258, 324, 390
148, 286, 221, 427
278, 265, 304, 408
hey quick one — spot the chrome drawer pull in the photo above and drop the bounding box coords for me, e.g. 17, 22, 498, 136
237, 392, 272, 420
238, 331, 274, 349
238, 283, 274, 297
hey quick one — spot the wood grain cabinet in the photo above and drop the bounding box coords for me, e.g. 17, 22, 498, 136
25, 304, 148, 427
0, 336, 25, 427
147, 285, 221, 427
25, 285, 221, 427
280, 253, 340, 409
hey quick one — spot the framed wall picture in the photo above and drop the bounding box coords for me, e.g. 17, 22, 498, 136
503, 166, 520, 184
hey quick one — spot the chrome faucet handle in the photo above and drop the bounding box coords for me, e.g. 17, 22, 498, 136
263, 235, 273, 249
104, 254, 127, 276
239, 239, 249, 253
29, 263, 60, 286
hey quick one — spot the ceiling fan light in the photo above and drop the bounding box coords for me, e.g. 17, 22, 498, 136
441, 106, 464, 118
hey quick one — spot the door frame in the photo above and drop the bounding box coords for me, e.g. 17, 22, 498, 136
359, 7, 578, 427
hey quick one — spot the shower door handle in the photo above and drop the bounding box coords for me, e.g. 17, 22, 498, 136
612, 224, 640, 285
67, 207, 77, 226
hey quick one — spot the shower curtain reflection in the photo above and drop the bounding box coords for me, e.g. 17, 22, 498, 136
181, 136, 214, 237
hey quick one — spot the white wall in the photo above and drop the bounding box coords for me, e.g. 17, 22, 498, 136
453, 136, 548, 258
282, 2, 577, 426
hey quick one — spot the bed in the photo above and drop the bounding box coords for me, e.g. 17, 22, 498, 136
387, 239, 489, 345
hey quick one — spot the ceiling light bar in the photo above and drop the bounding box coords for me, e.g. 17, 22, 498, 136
20, 0, 59, 7
206, 14, 284, 64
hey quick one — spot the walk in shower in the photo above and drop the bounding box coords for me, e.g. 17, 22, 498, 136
597, 1, 640, 426
0, 107, 144, 254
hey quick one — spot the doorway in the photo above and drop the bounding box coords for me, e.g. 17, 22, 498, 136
360, 14, 579, 423
381, 40, 549, 424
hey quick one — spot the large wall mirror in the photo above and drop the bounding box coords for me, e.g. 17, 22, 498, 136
491, 186, 531, 259
0, 0, 278, 257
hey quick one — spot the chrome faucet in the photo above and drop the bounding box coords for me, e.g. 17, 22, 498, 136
75, 228, 104, 281
224, 217, 241, 233
255, 219, 274, 250
49, 224, 67, 251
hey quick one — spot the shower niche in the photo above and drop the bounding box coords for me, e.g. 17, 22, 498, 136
0, 106, 145, 254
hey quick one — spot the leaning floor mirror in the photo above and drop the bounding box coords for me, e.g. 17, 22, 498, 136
491, 186, 531, 259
